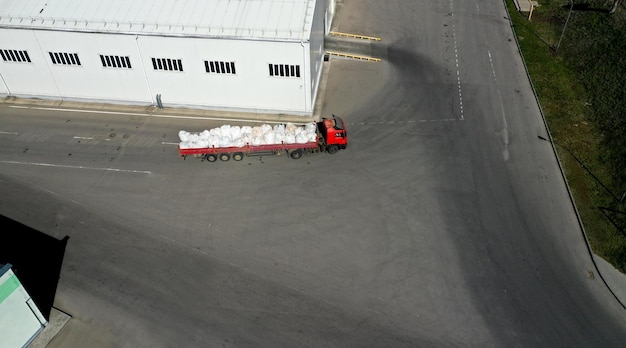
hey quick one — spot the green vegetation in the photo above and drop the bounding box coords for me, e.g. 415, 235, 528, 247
505, 0, 626, 271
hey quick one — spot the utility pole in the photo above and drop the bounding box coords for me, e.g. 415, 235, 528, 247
555, 0, 574, 54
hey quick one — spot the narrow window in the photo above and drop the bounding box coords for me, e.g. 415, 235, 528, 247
9, 50, 16, 61
101, 55, 132, 69
48, 52, 80, 65
157, 59, 163, 70
0, 50, 6, 61
24, 51, 31, 62
268, 63, 301, 78
205, 60, 236, 74
177, 59, 183, 71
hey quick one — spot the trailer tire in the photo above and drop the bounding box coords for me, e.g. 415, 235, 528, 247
233, 152, 244, 161
290, 149, 303, 159
219, 153, 231, 161
327, 145, 339, 154
206, 154, 217, 162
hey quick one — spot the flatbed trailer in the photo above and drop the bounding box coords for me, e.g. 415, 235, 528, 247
178, 139, 320, 161
178, 115, 348, 162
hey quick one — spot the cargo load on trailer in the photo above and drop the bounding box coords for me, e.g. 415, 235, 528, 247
178, 115, 348, 162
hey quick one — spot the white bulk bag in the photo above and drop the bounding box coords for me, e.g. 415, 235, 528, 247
260, 124, 272, 134
241, 126, 253, 136
233, 138, 245, 147
284, 133, 296, 144
274, 132, 285, 144
229, 126, 241, 140
286, 122, 297, 134
208, 135, 221, 148
178, 130, 191, 142
251, 136, 263, 146
251, 126, 263, 137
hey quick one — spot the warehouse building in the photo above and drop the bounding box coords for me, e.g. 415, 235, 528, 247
0, 0, 336, 115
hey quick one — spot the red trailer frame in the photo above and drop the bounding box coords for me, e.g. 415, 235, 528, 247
178, 139, 320, 161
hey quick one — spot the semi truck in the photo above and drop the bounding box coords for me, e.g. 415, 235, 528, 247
178, 115, 348, 162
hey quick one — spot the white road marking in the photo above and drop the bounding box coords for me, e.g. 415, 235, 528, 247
74, 136, 94, 140
8, 105, 285, 124
346, 118, 460, 126
450, 0, 464, 120
487, 47, 510, 161
477, 0, 510, 162
0, 160, 151, 174
0, 131, 19, 135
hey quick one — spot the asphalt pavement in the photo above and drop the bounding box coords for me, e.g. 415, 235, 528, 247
2, 0, 626, 347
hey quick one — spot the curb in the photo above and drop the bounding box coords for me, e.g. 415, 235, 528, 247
27, 307, 71, 348
500, 0, 626, 310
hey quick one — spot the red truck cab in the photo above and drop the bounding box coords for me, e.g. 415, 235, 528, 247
318, 115, 348, 154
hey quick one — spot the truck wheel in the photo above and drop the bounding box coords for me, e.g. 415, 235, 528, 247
327, 145, 339, 154
219, 153, 230, 161
290, 149, 303, 159
206, 154, 217, 162
233, 152, 244, 161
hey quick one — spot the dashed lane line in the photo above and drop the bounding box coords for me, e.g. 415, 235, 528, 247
450, 0, 464, 120
346, 118, 462, 126
0, 160, 151, 174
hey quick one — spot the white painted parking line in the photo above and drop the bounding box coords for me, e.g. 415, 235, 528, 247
0, 160, 151, 174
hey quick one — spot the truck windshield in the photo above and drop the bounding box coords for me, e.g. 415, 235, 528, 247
333, 116, 344, 130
